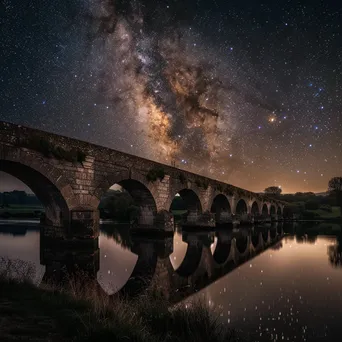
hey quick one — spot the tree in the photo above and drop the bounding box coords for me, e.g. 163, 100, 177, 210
328, 177, 342, 214
264, 186, 282, 197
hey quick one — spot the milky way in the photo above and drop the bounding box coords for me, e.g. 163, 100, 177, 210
1, 0, 342, 192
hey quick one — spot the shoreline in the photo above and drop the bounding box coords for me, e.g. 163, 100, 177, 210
0, 267, 243, 342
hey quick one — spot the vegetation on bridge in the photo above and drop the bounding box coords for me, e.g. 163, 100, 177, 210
19, 135, 86, 164
195, 178, 209, 190
146, 166, 166, 182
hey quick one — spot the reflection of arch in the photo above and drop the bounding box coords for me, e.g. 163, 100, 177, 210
251, 233, 260, 249
235, 236, 248, 254
262, 203, 269, 216
236, 199, 248, 215
277, 206, 282, 217
251, 201, 260, 215
173, 189, 202, 213
270, 228, 277, 239
0, 160, 70, 227
211, 194, 231, 222
262, 230, 269, 243
117, 241, 158, 296
212, 232, 232, 264
174, 240, 203, 277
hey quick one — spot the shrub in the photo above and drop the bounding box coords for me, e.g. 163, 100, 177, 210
216, 184, 223, 193
195, 179, 202, 188
146, 167, 165, 182
77, 150, 87, 163
224, 186, 234, 196
178, 173, 187, 184
23, 135, 86, 164
202, 179, 209, 190
25, 136, 51, 157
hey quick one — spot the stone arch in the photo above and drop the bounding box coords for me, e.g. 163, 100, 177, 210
235, 198, 248, 215
251, 201, 260, 216
170, 188, 203, 213
262, 203, 269, 216
0, 158, 71, 227
270, 205, 276, 216
210, 194, 231, 222
95, 173, 158, 226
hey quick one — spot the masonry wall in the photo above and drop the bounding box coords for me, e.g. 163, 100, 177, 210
0, 121, 285, 235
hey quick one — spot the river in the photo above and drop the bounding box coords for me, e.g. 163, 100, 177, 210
1, 220, 342, 341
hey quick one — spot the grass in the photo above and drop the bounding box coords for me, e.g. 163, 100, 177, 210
307, 206, 341, 219
0, 204, 44, 218
0, 258, 243, 342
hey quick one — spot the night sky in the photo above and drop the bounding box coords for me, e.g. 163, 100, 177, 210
1, 0, 342, 193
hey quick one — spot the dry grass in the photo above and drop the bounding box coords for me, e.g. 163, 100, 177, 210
0, 257, 244, 341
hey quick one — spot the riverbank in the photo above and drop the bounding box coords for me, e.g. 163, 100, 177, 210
0, 260, 241, 342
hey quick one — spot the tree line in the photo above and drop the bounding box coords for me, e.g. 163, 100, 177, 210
0, 191, 42, 207
264, 177, 342, 219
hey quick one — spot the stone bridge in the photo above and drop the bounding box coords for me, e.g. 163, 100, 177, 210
0, 121, 285, 240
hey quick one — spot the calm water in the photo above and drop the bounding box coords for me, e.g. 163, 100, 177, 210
1, 220, 342, 341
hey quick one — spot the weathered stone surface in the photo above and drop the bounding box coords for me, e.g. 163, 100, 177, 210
0, 121, 285, 238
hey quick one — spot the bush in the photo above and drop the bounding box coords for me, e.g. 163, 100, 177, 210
224, 185, 234, 196
216, 184, 223, 193
146, 167, 166, 182
23, 135, 86, 164
195, 179, 202, 188
178, 173, 187, 184
77, 150, 87, 163
202, 179, 209, 190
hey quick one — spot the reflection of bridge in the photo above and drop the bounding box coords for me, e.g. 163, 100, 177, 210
40, 223, 284, 302
0, 121, 285, 240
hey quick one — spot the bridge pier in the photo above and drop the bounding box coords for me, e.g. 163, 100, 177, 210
238, 213, 254, 226
182, 210, 215, 229
254, 214, 272, 224
216, 211, 233, 226
41, 208, 100, 245
131, 210, 174, 235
